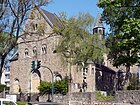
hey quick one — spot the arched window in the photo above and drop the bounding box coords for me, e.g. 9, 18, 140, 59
25, 48, 29, 56
54, 72, 62, 81
14, 78, 19, 84
99, 29, 102, 35
42, 44, 47, 54
33, 46, 37, 56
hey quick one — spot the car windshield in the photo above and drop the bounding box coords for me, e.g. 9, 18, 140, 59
3, 101, 16, 105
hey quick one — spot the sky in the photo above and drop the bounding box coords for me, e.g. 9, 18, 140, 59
42, 0, 109, 33
43, 0, 99, 18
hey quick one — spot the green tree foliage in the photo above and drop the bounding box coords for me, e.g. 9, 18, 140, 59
98, 0, 140, 78
96, 91, 114, 101
38, 79, 68, 95
38, 81, 52, 95
0, 0, 50, 80
53, 13, 106, 66
0, 84, 9, 92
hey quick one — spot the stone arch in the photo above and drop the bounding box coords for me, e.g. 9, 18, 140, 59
31, 72, 40, 93
54, 72, 62, 81
33, 46, 37, 56
25, 48, 29, 57
13, 78, 20, 94
42, 44, 47, 54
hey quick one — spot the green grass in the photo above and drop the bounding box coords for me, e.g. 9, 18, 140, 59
96, 91, 114, 101
17, 101, 27, 105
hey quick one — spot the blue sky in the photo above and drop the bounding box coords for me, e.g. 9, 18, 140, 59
43, 0, 109, 33
44, 0, 99, 18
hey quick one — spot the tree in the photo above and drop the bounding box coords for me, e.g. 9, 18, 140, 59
53, 13, 107, 92
53, 13, 106, 67
98, 0, 140, 80
0, 0, 50, 80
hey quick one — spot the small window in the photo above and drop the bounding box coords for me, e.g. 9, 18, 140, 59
35, 24, 38, 29
5, 74, 10, 79
99, 29, 102, 34
25, 48, 29, 56
42, 44, 47, 54
33, 24, 35, 30
94, 29, 98, 33
14, 78, 19, 83
33, 46, 37, 56
32, 24, 38, 31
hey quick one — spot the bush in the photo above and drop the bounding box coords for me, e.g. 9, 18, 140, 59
96, 91, 114, 101
38, 78, 68, 95
0, 84, 9, 92
17, 101, 27, 105
127, 74, 139, 90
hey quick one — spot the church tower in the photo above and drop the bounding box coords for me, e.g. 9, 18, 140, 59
93, 12, 105, 39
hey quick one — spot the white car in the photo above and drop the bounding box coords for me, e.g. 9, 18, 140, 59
0, 98, 17, 105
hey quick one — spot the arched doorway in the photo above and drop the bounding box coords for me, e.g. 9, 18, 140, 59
31, 73, 40, 93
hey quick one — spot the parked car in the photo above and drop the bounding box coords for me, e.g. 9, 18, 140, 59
0, 98, 17, 105
27, 102, 62, 105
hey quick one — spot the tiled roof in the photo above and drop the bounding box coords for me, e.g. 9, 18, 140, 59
41, 9, 62, 27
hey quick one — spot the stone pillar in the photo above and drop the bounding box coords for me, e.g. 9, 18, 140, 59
86, 64, 95, 92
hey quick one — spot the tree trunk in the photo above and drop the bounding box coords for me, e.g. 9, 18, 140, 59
125, 65, 130, 80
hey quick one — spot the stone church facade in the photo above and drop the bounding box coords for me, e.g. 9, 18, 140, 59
9, 7, 138, 95
10, 7, 96, 94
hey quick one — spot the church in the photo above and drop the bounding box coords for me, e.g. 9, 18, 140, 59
9, 7, 138, 96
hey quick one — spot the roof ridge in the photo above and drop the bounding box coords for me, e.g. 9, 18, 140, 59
37, 8, 62, 27
36, 7, 53, 27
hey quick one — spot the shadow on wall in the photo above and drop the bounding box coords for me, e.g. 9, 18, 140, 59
95, 64, 126, 95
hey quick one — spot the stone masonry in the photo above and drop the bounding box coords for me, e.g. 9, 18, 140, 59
9, 7, 96, 94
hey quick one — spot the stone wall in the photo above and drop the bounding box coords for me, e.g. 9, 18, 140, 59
39, 91, 140, 105
10, 8, 68, 94
39, 92, 96, 105
115, 90, 140, 105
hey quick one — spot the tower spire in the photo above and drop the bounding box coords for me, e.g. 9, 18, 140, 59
93, 12, 105, 37
94, 12, 104, 28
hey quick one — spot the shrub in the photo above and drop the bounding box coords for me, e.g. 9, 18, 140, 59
127, 74, 139, 90
96, 91, 114, 101
0, 84, 9, 92
17, 101, 27, 105
38, 78, 68, 95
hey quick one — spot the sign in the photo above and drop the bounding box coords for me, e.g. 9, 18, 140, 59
6, 94, 17, 102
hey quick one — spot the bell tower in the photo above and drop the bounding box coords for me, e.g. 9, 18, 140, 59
93, 12, 105, 39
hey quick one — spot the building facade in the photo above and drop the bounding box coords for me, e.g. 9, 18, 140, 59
10, 7, 95, 94
10, 7, 138, 95
1, 66, 10, 87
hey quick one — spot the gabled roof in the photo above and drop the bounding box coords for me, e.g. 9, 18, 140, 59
41, 9, 62, 27
10, 51, 18, 62
36, 7, 62, 27
95, 63, 116, 74
94, 12, 104, 28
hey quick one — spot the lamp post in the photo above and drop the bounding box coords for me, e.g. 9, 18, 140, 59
41, 65, 54, 102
